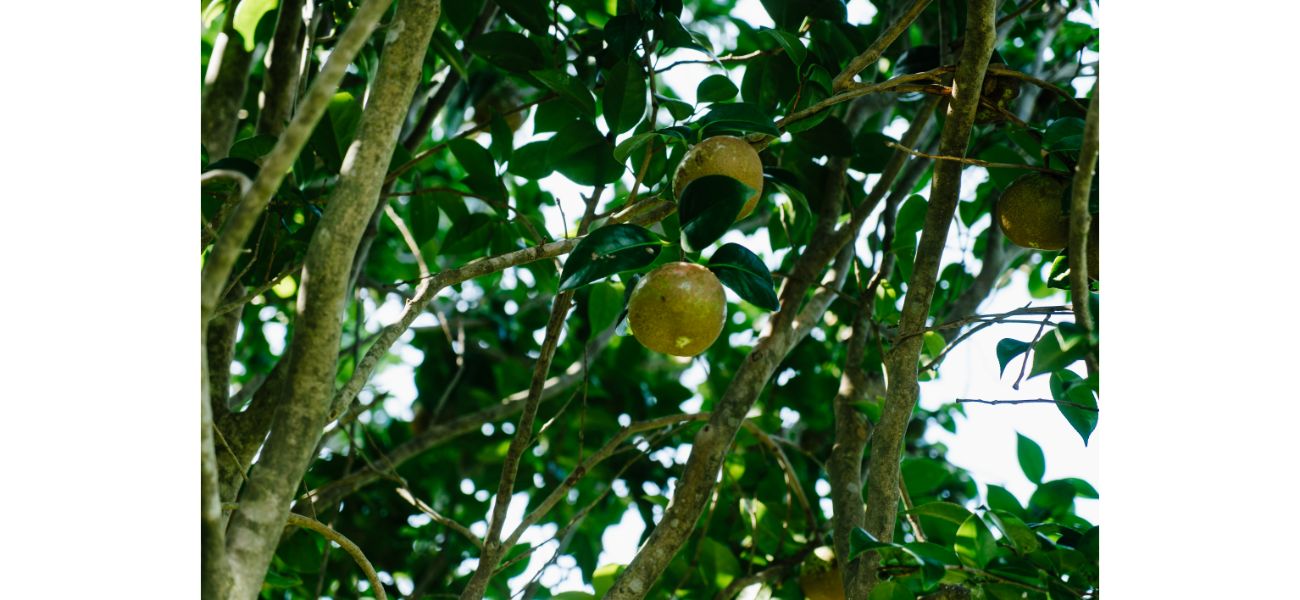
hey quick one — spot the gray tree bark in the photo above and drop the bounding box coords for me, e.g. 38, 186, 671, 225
221, 1, 442, 597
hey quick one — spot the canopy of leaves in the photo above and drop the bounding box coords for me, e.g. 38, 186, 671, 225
200, 0, 1099, 598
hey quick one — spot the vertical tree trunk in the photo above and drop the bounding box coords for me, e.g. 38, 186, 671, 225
203, 0, 254, 159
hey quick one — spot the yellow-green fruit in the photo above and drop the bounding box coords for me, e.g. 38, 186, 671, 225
997, 173, 1069, 250
672, 135, 765, 221
799, 547, 844, 600
627, 262, 726, 357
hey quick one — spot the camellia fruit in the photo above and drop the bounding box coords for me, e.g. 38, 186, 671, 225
672, 135, 765, 221
627, 262, 726, 357
996, 173, 1069, 250
798, 546, 845, 600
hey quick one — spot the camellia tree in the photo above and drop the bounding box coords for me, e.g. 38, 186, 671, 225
201, 0, 1099, 598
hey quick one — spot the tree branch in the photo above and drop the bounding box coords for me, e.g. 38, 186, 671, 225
956, 398, 1099, 411
201, 343, 231, 599
283, 511, 389, 600
202, 0, 255, 159
832, 0, 934, 91
886, 141, 1069, 176
221, 3, 442, 597
1068, 81, 1099, 376
861, 0, 996, 594
256, 0, 307, 136
201, 0, 392, 324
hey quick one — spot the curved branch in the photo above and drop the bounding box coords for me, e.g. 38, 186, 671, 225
284, 512, 389, 600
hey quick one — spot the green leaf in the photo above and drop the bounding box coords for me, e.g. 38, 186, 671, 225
908, 502, 974, 526
602, 61, 648, 134
614, 132, 661, 163
1050, 369, 1099, 445
902, 456, 950, 495
547, 121, 624, 186
850, 131, 897, 173
591, 564, 625, 598
531, 69, 596, 117
469, 32, 544, 74
696, 75, 740, 103
868, 581, 915, 600
534, 99, 582, 133
678, 175, 753, 252
1029, 323, 1089, 377
766, 29, 807, 66
995, 338, 1032, 377
1028, 480, 1077, 520
232, 0, 277, 51
698, 538, 741, 590
697, 102, 781, 137
495, 0, 550, 36
508, 140, 554, 180
657, 95, 695, 121
985, 485, 1024, 518
954, 513, 997, 569
1080, 526, 1099, 564
1016, 433, 1046, 484
1043, 117, 1086, 154
603, 14, 643, 58
430, 30, 470, 79
707, 243, 779, 311
441, 213, 497, 254
587, 281, 624, 334
408, 197, 441, 246
490, 114, 514, 163
987, 510, 1040, 554
848, 527, 892, 560
793, 117, 853, 158
558, 224, 664, 291
448, 139, 506, 201
1060, 477, 1099, 499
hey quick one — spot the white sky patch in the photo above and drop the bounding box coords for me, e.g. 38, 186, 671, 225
597, 506, 648, 566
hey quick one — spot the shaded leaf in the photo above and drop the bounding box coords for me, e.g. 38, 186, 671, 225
558, 224, 664, 291
697, 75, 740, 103
697, 102, 781, 137
1050, 369, 1099, 445
995, 338, 1032, 377
548, 121, 624, 186
679, 175, 753, 252
603, 61, 648, 134
988, 510, 1040, 554
1016, 433, 1046, 485
707, 243, 779, 311
469, 32, 544, 74
954, 513, 997, 569
532, 69, 596, 116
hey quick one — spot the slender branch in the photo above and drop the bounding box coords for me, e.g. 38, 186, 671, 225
200, 343, 231, 599
886, 141, 1069, 176
997, 0, 1047, 29
832, 0, 934, 91
861, 0, 996, 595
201, 0, 392, 323
957, 398, 1099, 411
1068, 81, 1099, 376
986, 64, 1086, 114
653, 48, 777, 73
1012, 309, 1054, 390
257, 0, 307, 136
395, 487, 483, 550
779, 68, 952, 132
202, 0, 255, 159
282, 512, 389, 600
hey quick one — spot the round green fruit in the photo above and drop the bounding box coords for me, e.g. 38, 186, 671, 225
626, 262, 726, 357
672, 135, 765, 221
996, 173, 1069, 250
798, 546, 844, 600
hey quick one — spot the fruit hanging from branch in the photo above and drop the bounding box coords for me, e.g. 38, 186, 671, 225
673, 135, 765, 221
996, 173, 1070, 250
626, 261, 727, 357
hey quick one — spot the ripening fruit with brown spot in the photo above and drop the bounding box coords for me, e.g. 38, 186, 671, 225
672, 135, 765, 221
996, 173, 1069, 250
626, 262, 726, 357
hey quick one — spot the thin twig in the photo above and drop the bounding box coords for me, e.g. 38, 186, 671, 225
395, 487, 483, 549
886, 141, 1068, 175
956, 398, 1098, 411
1012, 309, 1055, 390
285, 512, 389, 600
832, 0, 934, 91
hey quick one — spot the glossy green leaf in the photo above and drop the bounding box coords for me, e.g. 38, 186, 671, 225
867, 581, 915, 600
678, 175, 753, 253
531, 69, 596, 117
1061, 477, 1099, 499
766, 29, 806, 66
696, 75, 740, 103
1028, 480, 1077, 520
603, 61, 648, 134
1050, 369, 1099, 445
614, 132, 661, 163
658, 96, 696, 121
988, 510, 1040, 554
558, 224, 664, 291
697, 102, 781, 137
408, 197, 441, 246
495, 0, 550, 36
534, 99, 582, 133
469, 32, 545, 74
995, 338, 1032, 377
707, 243, 779, 311
848, 527, 892, 560
508, 140, 554, 180
1030, 322, 1089, 377
232, 0, 277, 51
851, 131, 898, 173
698, 538, 740, 590
591, 564, 625, 598
1043, 117, 1086, 154
448, 139, 506, 201
954, 513, 997, 569
985, 485, 1024, 518
908, 502, 974, 526
547, 121, 624, 186
1016, 433, 1046, 485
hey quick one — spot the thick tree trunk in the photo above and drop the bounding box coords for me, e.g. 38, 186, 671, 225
202, 0, 254, 160
221, 1, 443, 597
